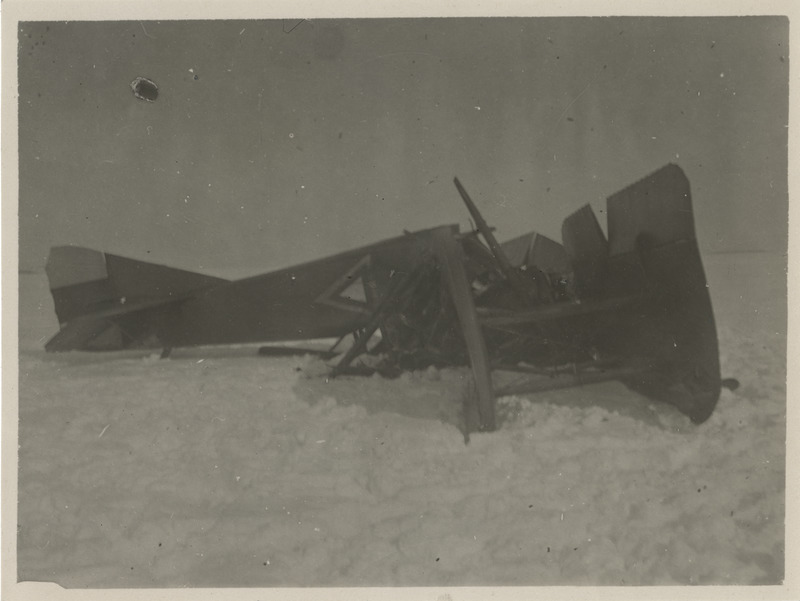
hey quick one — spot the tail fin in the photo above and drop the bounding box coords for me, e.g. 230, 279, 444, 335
45, 246, 228, 326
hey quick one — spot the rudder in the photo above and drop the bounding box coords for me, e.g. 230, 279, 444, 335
45, 246, 228, 326
46, 246, 116, 325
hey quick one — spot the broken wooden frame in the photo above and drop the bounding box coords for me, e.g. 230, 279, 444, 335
327, 165, 721, 434
43, 164, 721, 436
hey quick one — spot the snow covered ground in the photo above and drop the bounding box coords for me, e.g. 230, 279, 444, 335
14, 252, 787, 589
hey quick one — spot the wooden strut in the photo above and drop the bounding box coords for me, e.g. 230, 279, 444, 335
330, 261, 431, 378
431, 227, 496, 434
477, 294, 645, 328
326, 331, 351, 356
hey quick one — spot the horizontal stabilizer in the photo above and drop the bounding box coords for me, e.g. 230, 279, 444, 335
45, 314, 119, 352
45, 297, 188, 352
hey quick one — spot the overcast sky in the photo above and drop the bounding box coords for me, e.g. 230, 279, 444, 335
17, 17, 788, 274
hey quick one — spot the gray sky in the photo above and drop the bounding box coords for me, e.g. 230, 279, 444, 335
17, 17, 788, 274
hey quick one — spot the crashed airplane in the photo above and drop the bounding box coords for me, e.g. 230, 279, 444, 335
44, 164, 721, 435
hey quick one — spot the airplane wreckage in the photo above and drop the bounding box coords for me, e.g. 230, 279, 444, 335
45, 164, 721, 435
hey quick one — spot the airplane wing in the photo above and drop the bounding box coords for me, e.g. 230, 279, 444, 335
43, 164, 721, 434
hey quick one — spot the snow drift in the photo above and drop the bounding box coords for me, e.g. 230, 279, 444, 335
16, 252, 786, 587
